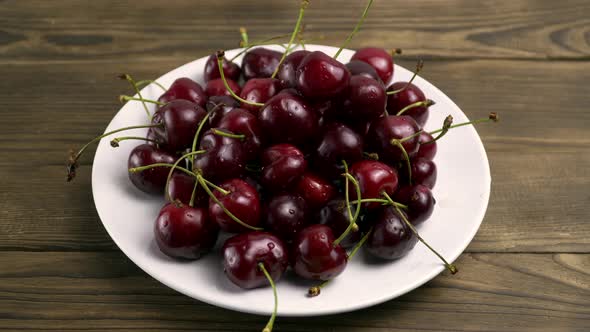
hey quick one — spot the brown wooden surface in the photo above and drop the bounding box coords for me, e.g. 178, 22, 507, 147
1, 0, 589, 331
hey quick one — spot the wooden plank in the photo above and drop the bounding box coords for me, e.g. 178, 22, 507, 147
0, 251, 588, 331
0, 0, 589, 61
0, 59, 587, 252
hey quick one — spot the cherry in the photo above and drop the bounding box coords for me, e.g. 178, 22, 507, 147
296, 51, 351, 99
393, 184, 434, 225
205, 78, 241, 97
261, 144, 307, 192
315, 122, 363, 177
291, 224, 347, 280
239, 78, 280, 112
342, 75, 386, 122
411, 157, 437, 189
204, 53, 241, 83
386, 82, 431, 127
209, 178, 261, 232
345, 60, 382, 82
222, 231, 289, 289
167, 171, 207, 207
146, 127, 165, 148
127, 143, 177, 194
158, 77, 207, 108
259, 90, 319, 146
415, 131, 437, 160
217, 108, 263, 159
366, 207, 417, 260
349, 160, 399, 209
317, 200, 361, 248
276, 50, 311, 88
294, 173, 335, 210
242, 47, 283, 80
368, 115, 421, 163
193, 129, 247, 181
154, 201, 219, 260
351, 47, 394, 83
264, 193, 310, 242
206, 95, 240, 127
150, 99, 207, 152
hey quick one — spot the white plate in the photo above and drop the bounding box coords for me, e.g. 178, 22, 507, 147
92, 45, 490, 317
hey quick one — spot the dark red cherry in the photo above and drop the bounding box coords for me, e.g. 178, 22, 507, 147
222, 231, 288, 289
296, 51, 351, 99
128, 144, 176, 194
411, 157, 437, 189
317, 200, 361, 248
264, 193, 310, 242
386, 82, 429, 127
351, 47, 393, 83
154, 202, 218, 260
204, 53, 241, 83
151, 99, 207, 152
261, 144, 306, 192
368, 115, 421, 163
294, 173, 335, 209
342, 75, 386, 122
349, 160, 399, 209
209, 179, 261, 232
242, 47, 283, 80
167, 171, 207, 207
158, 77, 207, 108
218, 108, 263, 159
366, 207, 417, 260
393, 184, 434, 225
146, 127, 166, 148
315, 122, 363, 177
345, 60, 382, 83
205, 78, 241, 97
239, 78, 280, 112
259, 90, 319, 146
193, 129, 247, 181
416, 131, 437, 160
291, 224, 347, 280
277, 50, 311, 88
206, 95, 240, 127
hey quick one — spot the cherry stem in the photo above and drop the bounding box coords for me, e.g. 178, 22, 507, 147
110, 136, 157, 147
363, 152, 379, 160
189, 180, 199, 207
343, 160, 353, 223
197, 174, 263, 231
163, 150, 207, 201
424, 115, 453, 144
386, 60, 424, 95
333, 169, 362, 246
119, 95, 166, 106
258, 263, 278, 332
128, 163, 195, 178
119, 74, 151, 119
191, 111, 211, 164
135, 79, 167, 92
383, 192, 458, 274
200, 177, 230, 195
396, 99, 435, 116
334, 0, 374, 59
231, 33, 292, 62
399, 130, 423, 143
351, 198, 408, 209
270, 0, 309, 78
212, 128, 245, 140
66, 123, 162, 182
390, 139, 412, 185
240, 27, 249, 47
216, 50, 265, 107
427, 112, 499, 138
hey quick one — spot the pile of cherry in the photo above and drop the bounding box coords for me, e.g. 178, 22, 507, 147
68, 2, 498, 330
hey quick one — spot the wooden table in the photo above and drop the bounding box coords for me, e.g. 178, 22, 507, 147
1, 1, 589, 331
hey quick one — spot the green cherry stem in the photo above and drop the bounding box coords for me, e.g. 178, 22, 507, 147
230, 33, 292, 62
333, 171, 362, 246
259, 263, 278, 332
334, 0, 374, 59
383, 192, 458, 274
390, 139, 412, 185
427, 112, 499, 138
212, 128, 245, 140
270, 0, 309, 78
342, 160, 353, 222
396, 99, 435, 116
191, 109, 213, 164
189, 180, 200, 207
119, 95, 166, 106
128, 163, 195, 178
197, 174, 263, 231
216, 50, 265, 107
119, 74, 151, 118
200, 177, 230, 195
351, 198, 408, 209
163, 150, 207, 201
239, 27, 249, 47
66, 123, 163, 182
135, 79, 167, 92
386, 60, 424, 95
423, 115, 453, 144
110, 136, 158, 147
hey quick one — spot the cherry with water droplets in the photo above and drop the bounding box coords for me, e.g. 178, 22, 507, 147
366, 207, 417, 260
264, 193, 310, 242
317, 200, 361, 248
349, 160, 399, 209
209, 178, 261, 232
218, 108, 263, 159
242, 47, 283, 80
167, 171, 207, 206
351, 47, 394, 83
393, 184, 435, 225
342, 75, 386, 123
277, 50, 311, 88
368, 115, 421, 163
193, 129, 247, 181
204, 53, 241, 83
205, 78, 241, 97
158, 77, 207, 108
150, 99, 207, 152
261, 144, 307, 192
296, 51, 351, 99
291, 224, 347, 280
315, 122, 363, 177
345, 60, 382, 83
239, 78, 280, 112
128, 143, 176, 194
294, 173, 335, 210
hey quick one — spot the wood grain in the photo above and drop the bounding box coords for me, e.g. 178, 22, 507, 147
0, 252, 588, 331
0, 0, 589, 61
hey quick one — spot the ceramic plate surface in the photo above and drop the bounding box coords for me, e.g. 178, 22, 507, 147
92, 45, 490, 317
